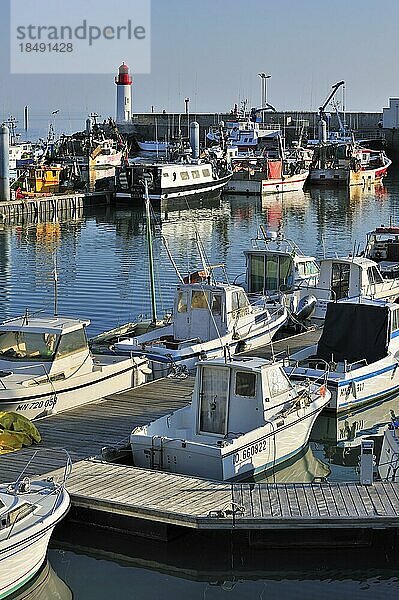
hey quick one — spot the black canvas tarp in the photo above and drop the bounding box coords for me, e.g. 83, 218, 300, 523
317, 302, 389, 365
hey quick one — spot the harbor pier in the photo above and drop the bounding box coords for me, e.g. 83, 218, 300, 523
1, 331, 399, 547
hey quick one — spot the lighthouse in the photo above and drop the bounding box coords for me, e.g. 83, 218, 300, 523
115, 62, 133, 123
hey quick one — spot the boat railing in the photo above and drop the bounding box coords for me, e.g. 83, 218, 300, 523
0, 363, 58, 401
5, 448, 72, 537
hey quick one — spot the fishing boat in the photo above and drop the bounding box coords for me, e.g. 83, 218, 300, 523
130, 356, 330, 481
116, 155, 232, 201
207, 118, 281, 151
363, 225, 399, 279
305, 255, 399, 322
309, 141, 391, 186
114, 281, 287, 374
137, 140, 170, 153
378, 420, 399, 481
243, 229, 319, 322
0, 454, 70, 599
0, 313, 149, 420
287, 298, 399, 412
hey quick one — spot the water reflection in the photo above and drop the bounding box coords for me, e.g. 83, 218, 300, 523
49, 529, 399, 600
10, 561, 72, 600
253, 444, 330, 483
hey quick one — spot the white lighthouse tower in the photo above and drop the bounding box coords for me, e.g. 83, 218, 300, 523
115, 62, 132, 123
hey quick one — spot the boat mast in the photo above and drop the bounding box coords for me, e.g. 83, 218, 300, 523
143, 177, 157, 324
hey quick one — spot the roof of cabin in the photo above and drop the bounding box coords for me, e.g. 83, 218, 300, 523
244, 249, 316, 262
176, 282, 246, 293
0, 316, 90, 335
320, 256, 377, 269
198, 356, 274, 373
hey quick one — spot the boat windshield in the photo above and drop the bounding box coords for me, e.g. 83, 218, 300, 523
0, 331, 59, 361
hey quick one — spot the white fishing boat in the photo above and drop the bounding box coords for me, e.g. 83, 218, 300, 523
0, 313, 149, 420
243, 229, 319, 322
378, 420, 399, 481
114, 282, 287, 374
363, 225, 399, 280
287, 298, 399, 412
207, 119, 281, 150
137, 140, 170, 153
130, 356, 330, 481
0, 455, 70, 599
305, 256, 399, 322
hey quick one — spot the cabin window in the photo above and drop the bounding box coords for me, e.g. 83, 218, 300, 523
191, 290, 209, 310
177, 291, 188, 313
235, 371, 256, 397
202, 169, 211, 177
391, 309, 399, 332
267, 366, 291, 397
298, 261, 319, 277
249, 255, 265, 293
192, 170, 200, 179
163, 172, 169, 177
232, 291, 249, 316
367, 266, 383, 285
180, 171, 189, 180
0, 331, 58, 361
331, 263, 350, 300
55, 328, 87, 358
211, 294, 222, 315
52, 171, 58, 177
265, 255, 279, 290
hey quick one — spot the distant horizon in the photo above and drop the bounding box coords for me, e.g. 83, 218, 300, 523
1, 0, 399, 129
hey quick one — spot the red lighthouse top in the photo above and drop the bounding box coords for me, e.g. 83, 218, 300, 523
115, 62, 132, 85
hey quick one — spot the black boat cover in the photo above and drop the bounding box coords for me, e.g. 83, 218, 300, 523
317, 302, 389, 365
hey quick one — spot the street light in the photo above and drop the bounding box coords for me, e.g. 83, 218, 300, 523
257, 73, 271, 123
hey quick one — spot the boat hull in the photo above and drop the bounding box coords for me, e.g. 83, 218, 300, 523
116, 310, 287, 373
378, 427, 399, 481
131, 395, 327, 481
224, 172, 308, 195
0, 487, 70, 599
0, 356, 148, 420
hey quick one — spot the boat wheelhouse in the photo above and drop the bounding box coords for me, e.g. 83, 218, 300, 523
287, 299, 399, 412
243, 233, 319, 321
306, 256, 399, 321
378, 421, 399, 482
130, 356, 330, 481
364, 225, 399, 279
114, 282, 287, 374
0, 314, 149, 420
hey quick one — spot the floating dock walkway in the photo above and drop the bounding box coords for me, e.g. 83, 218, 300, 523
1, 329, 399, 543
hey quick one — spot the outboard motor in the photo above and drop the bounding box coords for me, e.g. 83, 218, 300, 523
295, 294, 317, 322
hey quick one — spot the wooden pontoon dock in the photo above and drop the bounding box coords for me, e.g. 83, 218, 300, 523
1, 329, 399, 544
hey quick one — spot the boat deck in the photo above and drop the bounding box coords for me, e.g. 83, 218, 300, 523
2, 328, 399, 538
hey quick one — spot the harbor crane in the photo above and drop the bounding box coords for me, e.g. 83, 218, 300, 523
318, 80, 345, 120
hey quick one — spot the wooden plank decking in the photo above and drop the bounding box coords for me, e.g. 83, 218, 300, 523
2, 331, 399, 535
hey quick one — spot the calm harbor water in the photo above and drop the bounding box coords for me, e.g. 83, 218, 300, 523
5, 168, 399, 598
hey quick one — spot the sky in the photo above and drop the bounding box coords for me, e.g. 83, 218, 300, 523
0, 0, 398, 136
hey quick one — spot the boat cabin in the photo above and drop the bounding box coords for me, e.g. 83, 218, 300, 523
193, 357, 297, 437
245, 248, 319, 295
0, 316, 92, 377
364, 226, 399, 278
22, 165, 63, 194
172, 282, 253, 343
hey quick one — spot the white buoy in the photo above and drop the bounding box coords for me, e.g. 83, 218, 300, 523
0, 125, 10, 202
190, 121, 200, 159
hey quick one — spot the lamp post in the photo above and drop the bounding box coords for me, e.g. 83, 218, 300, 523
257, 73, 271, 124
184, 97, 190, 138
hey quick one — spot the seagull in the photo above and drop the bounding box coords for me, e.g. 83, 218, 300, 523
52, 110, 60, 115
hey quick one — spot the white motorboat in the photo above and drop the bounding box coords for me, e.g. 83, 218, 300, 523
378, 420, 399, 481
287, 298, 399, 412
0, 456, 70, 599
243, 230, 319, 322
114, 282, 287, 374
363, 225, 399, 280
0, 313, 149, 420
137, 140, 170, 153
130, 356, 330, 481
304, 256, 399, 322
